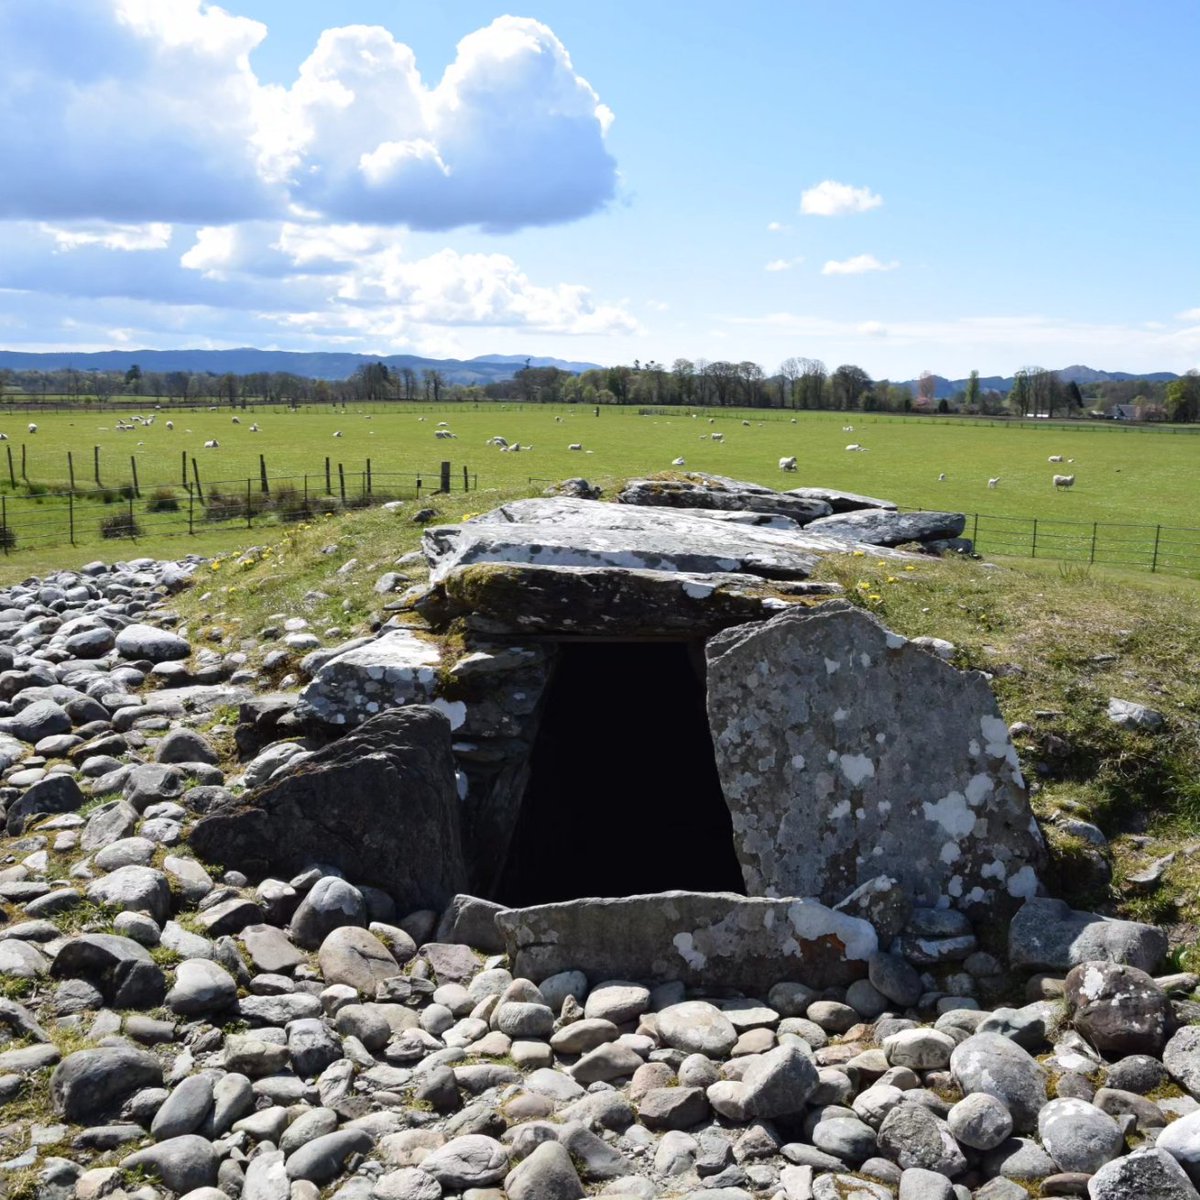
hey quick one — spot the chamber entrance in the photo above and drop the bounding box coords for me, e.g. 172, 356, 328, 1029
492, 641, 745, 906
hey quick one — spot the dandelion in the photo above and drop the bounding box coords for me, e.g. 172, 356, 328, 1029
903, 565, 917, 572
852, 550, 865, 557
210, 561, 221, 571
856, 581, 870, 591
869, 593, 882, 602
886, 576, 899, 584
876, 560, 887, 568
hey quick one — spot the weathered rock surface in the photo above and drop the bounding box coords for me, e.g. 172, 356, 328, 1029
1009, 897, 1167, 974
496, 891, 876, 989
617, 474, 834, 522
191, 707, 467, 910
804, 508, 967, 546
707, 602, 1044, 912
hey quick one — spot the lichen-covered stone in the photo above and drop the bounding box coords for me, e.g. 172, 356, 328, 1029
706, 602, 1044, 914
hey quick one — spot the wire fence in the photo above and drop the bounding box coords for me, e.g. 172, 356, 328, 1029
0, 461, 477, 555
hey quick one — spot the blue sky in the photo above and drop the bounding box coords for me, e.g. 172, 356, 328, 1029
0, 0, 1197, 378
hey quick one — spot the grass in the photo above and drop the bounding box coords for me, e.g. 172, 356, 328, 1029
0, 405, 1197, 577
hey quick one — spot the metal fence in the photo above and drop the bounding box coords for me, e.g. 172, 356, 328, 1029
0, 461, 477, 555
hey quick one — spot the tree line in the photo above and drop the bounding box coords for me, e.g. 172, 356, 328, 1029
2, 359, 1195, 422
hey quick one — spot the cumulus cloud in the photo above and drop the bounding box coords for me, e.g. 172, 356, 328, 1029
765, 257, 804, 272
766, 221, 791, 233
40, 222, 174, 252
801, 180, 883, 217
822, 254, 898, 276
0, 4, 617, 232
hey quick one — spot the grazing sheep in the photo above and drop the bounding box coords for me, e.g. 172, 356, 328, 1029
568, 443, 583, 451
711, 432, 724, 442
742, 420, 751, 427
790, 418, 797, 423
1053, 474, 1076, 489
672, 456, 686, 466
938, 473, 947, 481
333, 430, 343, 438
165, 421, 174, 430
708, 418, 715, 424
436, 421, 449, 428
249, 423, 260, 432
435, 429, 456, 439
204, 439, 219, 449
27, 423, 37, 434
1048, 454, 1063, 463
845, 443, 866, 452
231, 416, 240, 424
0, 434, 6, 441
843, 425, 855, 432
554, 416, 563, 423
779, 456, 798, 472
988, 477, 1000, 489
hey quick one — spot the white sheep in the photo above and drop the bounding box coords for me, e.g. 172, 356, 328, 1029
333, 430, 343, 438
554, 416, 563, 423
988, 477, 1000, 489
249, 423, 260, 432
435, 429, 456, 439
742, 420, 751, 426
711, 432, 724, 442
845, 443, 866, 452
436, 421, 449, 428
204, 439, 219, 449
938, 472, 947, 481
568, 443, 583, 451
0, 434, 7, 441
487, 436, 508, 448
1053, 474, 1076, 489
27, 423, 37, 434
165, 421, 174, 430
707, 418, 715, 424
231, 416, 240, 424
672, 456, 686, 466
1048, 454, 1063, 463
779, 456, 798, 472
843, 425, 855, 432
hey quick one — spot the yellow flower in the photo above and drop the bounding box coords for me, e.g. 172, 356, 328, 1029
876, 560, 886, 568
903, 565, 917, 572
856, 580, 870, 591
868, 593, 882, 602
852, 550, 865, 557
886, 576, 898, 584
210, 561, 221, 571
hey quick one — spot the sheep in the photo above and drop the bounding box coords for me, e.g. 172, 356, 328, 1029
672, 456, 686, 466
27, 423, 37, 434
165, 421, 174, 430
845, 443, 866, 452
790, 418, 797, 424
707, 418, 715, 424
436, 421, 449, 428
742, 420, 751, 427
988, 477, 1000, 489
554, 416, 563, 423
711, 432, 724, 442
1048, 454, 1063, 463
487, 436, 509, 448
779, 456, 798, 472
1053, 474, 1076, 489
231, 416, 240, 425
843, 425, 855, 432
203, 439, 219, 449
435, 429, 456, 439
333, 430, 343, 438
249, 423, 260, 433
938, 472, 947, 481
568, 443, 583, 451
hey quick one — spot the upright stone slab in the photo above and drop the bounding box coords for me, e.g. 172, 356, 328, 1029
706, 602, 1044, 914
190, 707, 468, 912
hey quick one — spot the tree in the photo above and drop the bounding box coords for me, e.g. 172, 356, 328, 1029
964, 370, 980, 412
422, 369, 444, 403
797, 358, 827, 410
1166, 371, 1200, 423
917, 371, 937, 407
672, 359, 696, 407
124, 364, 143, 394
831, 364, 871, 410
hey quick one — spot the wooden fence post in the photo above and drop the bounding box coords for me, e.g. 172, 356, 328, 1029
325, 456, 332, 495
191, 457, 204, 503
93, 445, 100, 486
5, 446, 13, 489
181, 450, 187, 488
67, 452, 75, 491
259, 454, 269, 495
130, 457, 139, 499
337, 463, 346, 503
440, 461, 451, 494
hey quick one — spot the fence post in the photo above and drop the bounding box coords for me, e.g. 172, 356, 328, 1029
21, 444, 25, 480
338, 463, 346, 504
188, 487, 194, 536
5, 446, 12, 489
463, 465, 469, 493
303, 474, 308, 508
325, 456, 332, 495
130, 456, 139, 499
191, 457, 204, 503
181, 450, 187, 488
93, 445, 100, 486
440, 461, 451, 494
1, 495, 6, 554
246, 479, 253, 529
366, 459, 372, 496
1090, 522, 1098, 564
68, 490, 74, 546
971, 513, 978, 544
1031, 518, 1038, 558
67, 452, 75, 491
259, 454, 269, 495
1151, 525, 1161, 572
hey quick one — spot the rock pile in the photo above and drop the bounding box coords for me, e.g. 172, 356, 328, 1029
0, 480, 1188, 1200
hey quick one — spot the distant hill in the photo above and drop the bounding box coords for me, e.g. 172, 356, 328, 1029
0, 348, 603, 385
900, 366, 1181, 400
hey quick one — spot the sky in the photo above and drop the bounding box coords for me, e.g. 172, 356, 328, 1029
1, 0, 1198, 380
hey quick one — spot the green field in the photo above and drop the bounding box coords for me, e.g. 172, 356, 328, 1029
3, 405, 1198, 569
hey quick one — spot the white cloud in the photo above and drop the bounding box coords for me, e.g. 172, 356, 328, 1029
0, 4, 617, 232
801, 180, 883, 217
765, 257, 804, 272
822, 254, 899, 276
767, 221, 791, 233
40, 222, 174, 252
859, 321, 888, 337
1176, 307, 1200, 322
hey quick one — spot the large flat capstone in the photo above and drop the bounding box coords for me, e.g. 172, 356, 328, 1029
705, 602, 1044, 914
423, 498, 907, 586
495, 891, 877, 990
617, 474, 834, 522
803, 509, 967, 546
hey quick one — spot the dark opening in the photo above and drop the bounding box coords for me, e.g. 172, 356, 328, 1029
493, 641, 746, 906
